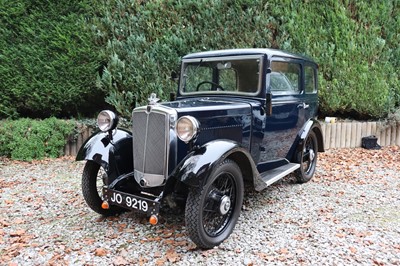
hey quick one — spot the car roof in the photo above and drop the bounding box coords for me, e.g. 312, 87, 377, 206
182, 48, 316, 63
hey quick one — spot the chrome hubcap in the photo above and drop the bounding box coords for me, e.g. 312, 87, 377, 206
219, 195, 231, 215
309, 149, 315, 161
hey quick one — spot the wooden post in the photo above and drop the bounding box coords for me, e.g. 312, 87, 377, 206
77, 131, 83, 151
356, 122, 362, 147
330, 123, 337, 148
371, 122, 377, 137
397, 124, 400, 146
83, 127, 89, 143
379, 123, 385, 147
64, 143, 70, 156
325, 123, 331, 149
361, 122, 367, 147
350, 122, 357, 148
385, 126, 391, 147
71, 142, 77, 156
345, 123, 351, 148
336, 123, 342, 148
391, 125, 397, 146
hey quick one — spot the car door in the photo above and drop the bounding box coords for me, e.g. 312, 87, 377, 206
258, 58, 306, 169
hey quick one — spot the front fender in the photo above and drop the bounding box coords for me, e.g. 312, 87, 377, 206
76, 129, 133, 179
172, 140, 256, 187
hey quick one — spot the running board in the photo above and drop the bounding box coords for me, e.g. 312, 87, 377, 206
260, 163, 300, 186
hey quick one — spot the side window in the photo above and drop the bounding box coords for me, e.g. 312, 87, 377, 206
269, 61, 300, 95
304, 66, 316, 93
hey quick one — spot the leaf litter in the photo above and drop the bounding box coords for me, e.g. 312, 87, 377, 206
0, 147, 399, 265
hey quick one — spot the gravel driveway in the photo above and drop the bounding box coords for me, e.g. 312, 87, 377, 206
1, 147, 400, 265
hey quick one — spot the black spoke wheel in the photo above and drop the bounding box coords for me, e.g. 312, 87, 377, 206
295, 131, 318, 183
185, 159, 243, 249
82, 161, 123, 216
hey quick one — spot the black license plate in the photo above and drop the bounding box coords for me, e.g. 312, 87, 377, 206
103, 188, 159, 215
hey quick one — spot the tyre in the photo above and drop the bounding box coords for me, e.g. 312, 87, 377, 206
295, 131, 318, 183
82, 161, 123, 216
185, 159, 244, 249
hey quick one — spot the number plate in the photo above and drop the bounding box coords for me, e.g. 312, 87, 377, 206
103, 188, 159, 215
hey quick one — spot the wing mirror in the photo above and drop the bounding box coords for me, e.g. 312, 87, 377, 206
170, 71, 179, 81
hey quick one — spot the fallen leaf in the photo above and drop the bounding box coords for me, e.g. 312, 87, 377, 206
165, 248, 180, 263
10, 230, 26, 237
155, 258, 167, 266
94, 248, 107, 256
349, 246, 357, 254
113, 256, 129, 265
278, 248, 289, 254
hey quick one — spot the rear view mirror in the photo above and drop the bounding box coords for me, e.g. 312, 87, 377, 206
217, 62, 232, 70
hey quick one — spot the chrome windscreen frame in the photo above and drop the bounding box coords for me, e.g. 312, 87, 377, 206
179, 55, 263, 97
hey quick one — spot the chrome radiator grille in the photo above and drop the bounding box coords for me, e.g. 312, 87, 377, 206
132, 106, 173, 187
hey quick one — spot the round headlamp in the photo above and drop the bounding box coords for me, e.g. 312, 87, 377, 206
176, 116, 199, 143
97, 110, 118, 132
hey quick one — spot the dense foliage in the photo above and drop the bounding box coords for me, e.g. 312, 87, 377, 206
0, 0, 104, 119
0, 0, 399, 119
0, 118, 75, 161
94, 0, 399, 119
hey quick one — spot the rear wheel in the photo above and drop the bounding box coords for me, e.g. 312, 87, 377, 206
82, 161, 123, 216
185, 159, 244, 249
295, 131, 318, 183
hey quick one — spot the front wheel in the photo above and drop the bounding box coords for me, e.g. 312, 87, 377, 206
295, 131, 318, 183
82, 161, 123, 216
185, 159, 244, 249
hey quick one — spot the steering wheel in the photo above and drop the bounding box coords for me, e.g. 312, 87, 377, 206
196, 81, 225, 91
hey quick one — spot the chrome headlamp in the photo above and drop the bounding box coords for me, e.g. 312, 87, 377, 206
97, 110, 118, 132
175, 116, 199, 143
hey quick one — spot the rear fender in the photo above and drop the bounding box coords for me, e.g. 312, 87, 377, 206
288, 119, 324, 162
299, 119, 324, 152
76, 129, 133, 180
172, 140, 258, 187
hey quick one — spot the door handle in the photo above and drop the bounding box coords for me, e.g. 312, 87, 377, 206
297, 103, 310, 109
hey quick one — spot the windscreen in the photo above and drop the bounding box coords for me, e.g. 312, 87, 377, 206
180, 56, 262, 95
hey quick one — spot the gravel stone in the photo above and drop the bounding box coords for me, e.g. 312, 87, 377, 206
0, 147, 399, 265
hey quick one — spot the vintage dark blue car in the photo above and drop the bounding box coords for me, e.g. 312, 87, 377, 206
77, 48, 324, 249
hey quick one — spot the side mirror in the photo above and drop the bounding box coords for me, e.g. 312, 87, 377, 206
170, 92, 176, 101
266, 92, 272, 116
170, 71, 179, 81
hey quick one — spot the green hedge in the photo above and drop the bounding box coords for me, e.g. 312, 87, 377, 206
1, 0, 398, 120
0, 118, 75, 161
94, 0, 399, 119
0, 0, 104, 119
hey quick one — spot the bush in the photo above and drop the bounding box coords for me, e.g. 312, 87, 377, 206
0, 0, 104, 119
92, 0, 277, 118
93, 0, 399, 119
0, 118, 75, 161
273, 1, 400, 118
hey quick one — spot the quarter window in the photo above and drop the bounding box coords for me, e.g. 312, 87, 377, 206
304, 66, 316, 93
